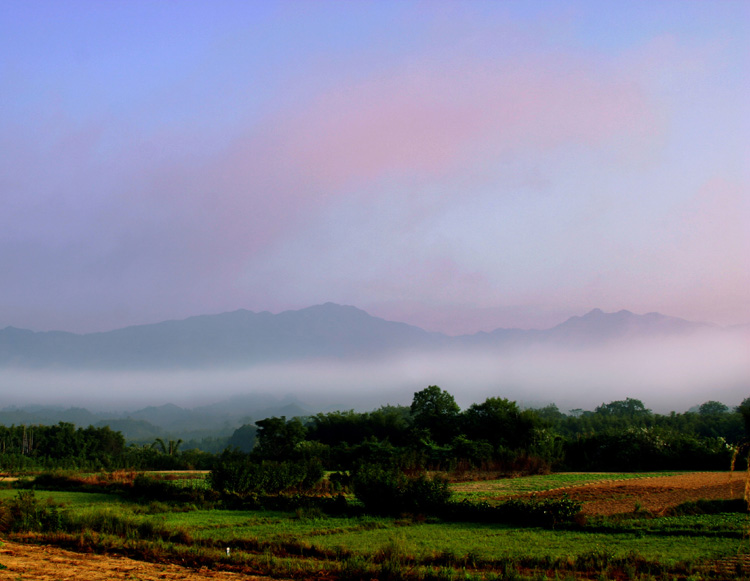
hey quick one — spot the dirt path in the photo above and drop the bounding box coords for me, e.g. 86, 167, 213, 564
0, 540, 268, 581
521, 471, 748, 515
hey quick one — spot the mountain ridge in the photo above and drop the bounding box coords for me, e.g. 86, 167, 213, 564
0, 304, 727, 370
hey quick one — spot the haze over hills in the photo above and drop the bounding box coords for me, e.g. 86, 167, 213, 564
0, 304, 746, 414
0, 397, 316, 445
0, 303, 721, 369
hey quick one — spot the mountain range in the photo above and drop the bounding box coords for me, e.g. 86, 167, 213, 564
0, 303, 725, 369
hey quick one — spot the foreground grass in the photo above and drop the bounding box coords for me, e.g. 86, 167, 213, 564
0, 488, 122, 507
159, 508, 747, 565
3, 471, 748, 580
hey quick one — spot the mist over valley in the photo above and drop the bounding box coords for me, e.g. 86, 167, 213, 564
1, 304, 746, 422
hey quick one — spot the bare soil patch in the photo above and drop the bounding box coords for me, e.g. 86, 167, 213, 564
0, 539, 270, 581
514, 471, 748, 516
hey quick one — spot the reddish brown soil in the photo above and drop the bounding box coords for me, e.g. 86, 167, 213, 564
0, 540, 271, 581
515, 471, 748, 516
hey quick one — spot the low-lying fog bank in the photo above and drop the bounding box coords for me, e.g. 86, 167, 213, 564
1, 330, 747, 414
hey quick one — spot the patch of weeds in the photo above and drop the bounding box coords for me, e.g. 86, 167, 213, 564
375, 534, 416, 581
339, 554, 374, 580
294, 506, 324, 520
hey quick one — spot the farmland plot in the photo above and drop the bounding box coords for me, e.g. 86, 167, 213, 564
0, 471, 748, 580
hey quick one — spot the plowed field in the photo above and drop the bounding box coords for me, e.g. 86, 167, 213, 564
515, 471, 748, 516
0, 541, 272, 581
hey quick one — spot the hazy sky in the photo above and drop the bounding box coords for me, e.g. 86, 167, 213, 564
2, 0, 748, 335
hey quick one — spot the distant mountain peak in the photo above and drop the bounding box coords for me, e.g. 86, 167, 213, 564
0, 304, 728, 370
550, 308, 707, 343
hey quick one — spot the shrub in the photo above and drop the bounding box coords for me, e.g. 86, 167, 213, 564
440, 495, 582, 526
209, 449, 324, 495
665, 498, 747, 516
328, 471, 351, 492
126, 474, 217, 505
352, 464, 451, 515
0, 490, 64, 533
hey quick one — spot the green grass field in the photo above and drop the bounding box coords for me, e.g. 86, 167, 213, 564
153, 505, 746, 565
2, 471, 747, 580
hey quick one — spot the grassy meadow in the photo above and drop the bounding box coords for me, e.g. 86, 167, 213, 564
0, 470, 747, 580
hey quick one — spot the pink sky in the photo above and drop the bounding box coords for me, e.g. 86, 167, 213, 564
0, 0, 748, 334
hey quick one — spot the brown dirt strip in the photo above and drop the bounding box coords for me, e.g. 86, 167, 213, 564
0, 539, 274, 581
509, 471, 748, 516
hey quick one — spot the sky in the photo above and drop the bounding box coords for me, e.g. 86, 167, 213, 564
1, 0, 749, 336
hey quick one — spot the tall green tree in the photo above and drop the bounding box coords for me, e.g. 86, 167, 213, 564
410, 385, 460, 444
595, 398, 651, 419
463, 397, 538, 451
737, 397, 750, 438
699, 401, 729, 416
253, 416, 306, 459
227, 424, 257, 453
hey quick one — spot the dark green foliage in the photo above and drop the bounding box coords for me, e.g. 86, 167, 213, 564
462, 397, 541, 458
208, 448, 254, 494
308, 406, 412, 448
253, 416, 307, 459
0, 490, 64, 533
0, 422, 125, 469
737, 396, 750, 438
563, 426, 732, 471
2, 389, 746, 477
227, 423, 257, 453
209, 448, 324, 495
410, 385, 460, 445
352, 463, 451, 514
449, 435, 493, 466
496, 495, 582, 525
442, 495, 582, 526
152, 438, 183, 456
665, 498, 748, 516
127, 474, 217, 504
699, 400, 730, 416
595, 398, 651, 418
328, 471, 351, 491
0, 492, 191, 542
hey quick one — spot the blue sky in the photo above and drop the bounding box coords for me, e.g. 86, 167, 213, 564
1, 0, 748, 334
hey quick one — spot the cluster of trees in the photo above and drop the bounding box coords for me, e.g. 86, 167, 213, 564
0, 424, 217, 472
220, 388, 750, 476
0, 423, 126, 470
1, 387, 748, 475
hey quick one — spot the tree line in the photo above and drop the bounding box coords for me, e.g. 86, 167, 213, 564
1, 387, 749, 473
234, 388, 749, 474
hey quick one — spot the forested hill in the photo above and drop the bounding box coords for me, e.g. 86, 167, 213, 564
0, 303, 720, 369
